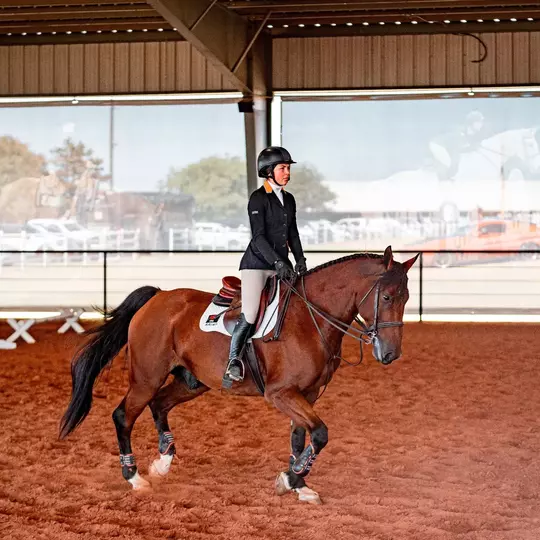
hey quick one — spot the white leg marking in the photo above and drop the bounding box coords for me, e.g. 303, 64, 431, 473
149, 454, 174, 477
128, 471, 151, 490
295, 486, 322, 505
275, 471, 292, 496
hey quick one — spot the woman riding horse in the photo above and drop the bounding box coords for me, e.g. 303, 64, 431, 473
223, 146, 308, 386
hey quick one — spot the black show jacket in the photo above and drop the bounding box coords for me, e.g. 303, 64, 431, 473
239, 180, 305, 270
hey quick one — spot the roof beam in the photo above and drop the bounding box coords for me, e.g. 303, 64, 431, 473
262, 9, 540, 24
0, 0, 143, 5
225, 0, 540, 10
0, 20, 168, 33
147, 0, 270, 94
0, 6, 156, 22
271, 19, 540, 37
0, 29, 181, 46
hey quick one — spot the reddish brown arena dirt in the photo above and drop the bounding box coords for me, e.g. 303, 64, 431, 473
1, 322, 539, 540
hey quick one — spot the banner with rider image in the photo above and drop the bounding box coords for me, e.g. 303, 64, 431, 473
283, 97, 540, 215
281, 95, 540, 253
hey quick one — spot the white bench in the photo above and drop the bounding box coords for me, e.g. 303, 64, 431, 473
2, 308, 86, 345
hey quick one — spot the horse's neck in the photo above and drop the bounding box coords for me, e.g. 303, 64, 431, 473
485, 130, 523, 154
301, 257, 383, 328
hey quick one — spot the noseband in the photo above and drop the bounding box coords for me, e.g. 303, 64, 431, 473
355, 280, 404, 345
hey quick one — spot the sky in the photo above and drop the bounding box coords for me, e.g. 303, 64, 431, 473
0, 103, 246, 192
0, 96, 539, 194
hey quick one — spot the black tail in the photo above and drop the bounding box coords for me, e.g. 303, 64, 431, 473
59, 285, 160, 439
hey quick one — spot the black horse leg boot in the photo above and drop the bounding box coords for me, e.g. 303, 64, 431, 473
222, 313, 253, 387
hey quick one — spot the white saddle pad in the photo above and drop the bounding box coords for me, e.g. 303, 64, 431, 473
199, 281, 280, 338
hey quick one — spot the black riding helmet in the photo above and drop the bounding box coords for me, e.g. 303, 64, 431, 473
257, 146, 296, 178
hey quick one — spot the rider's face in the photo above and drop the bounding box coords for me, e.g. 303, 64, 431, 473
272, 164, 290, 186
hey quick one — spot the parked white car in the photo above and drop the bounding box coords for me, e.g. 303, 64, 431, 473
26, 219, 101, 249
191, 222, 251, 251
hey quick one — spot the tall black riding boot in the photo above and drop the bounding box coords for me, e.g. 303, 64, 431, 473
222, 313, 253, 387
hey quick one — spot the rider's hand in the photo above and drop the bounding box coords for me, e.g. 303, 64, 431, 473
274, 260, 296, 281
294, 257, 307, 275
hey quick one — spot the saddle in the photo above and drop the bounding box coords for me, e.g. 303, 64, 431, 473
199, 274, 291, 394
198, 275, 281, 395
212, 275, 279, 335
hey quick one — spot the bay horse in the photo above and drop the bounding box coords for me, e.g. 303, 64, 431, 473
59, 246, 418, 505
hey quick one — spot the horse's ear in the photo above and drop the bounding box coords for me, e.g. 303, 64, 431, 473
402, 253, 420, 273
383, 245, 394, 270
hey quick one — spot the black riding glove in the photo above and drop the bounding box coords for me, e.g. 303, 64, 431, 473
274, 260, 296, 281
294, 257, 307, 275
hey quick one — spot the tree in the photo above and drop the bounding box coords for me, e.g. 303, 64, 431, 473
164, 156, 336, 221
50, 137, 108, 184
164, 156, 248, 221
0, 136, 46, 188
286, 163, 336, 212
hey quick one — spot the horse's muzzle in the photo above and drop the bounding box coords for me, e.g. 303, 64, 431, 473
372, 337, 401, 365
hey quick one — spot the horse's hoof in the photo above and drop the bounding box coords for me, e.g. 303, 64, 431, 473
296, 486, 322, 505
149, 454, 173, 477
128, 471, 152, 491
275, 472, 292, 496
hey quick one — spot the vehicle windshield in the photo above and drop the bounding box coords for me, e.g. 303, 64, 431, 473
64, 222, 83, 232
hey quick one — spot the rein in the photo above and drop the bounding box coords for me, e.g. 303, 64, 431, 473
279, 272, 404, 400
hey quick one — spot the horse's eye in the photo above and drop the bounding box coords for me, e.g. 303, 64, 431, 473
382, 294, 391, 301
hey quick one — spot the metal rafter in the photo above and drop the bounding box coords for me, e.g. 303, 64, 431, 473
147, 0, 270, 94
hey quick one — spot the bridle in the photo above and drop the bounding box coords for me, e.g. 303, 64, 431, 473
279, 271, 404, 368
270, 271, 405, 402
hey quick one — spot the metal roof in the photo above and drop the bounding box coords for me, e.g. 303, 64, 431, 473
0, 1, 539, 45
